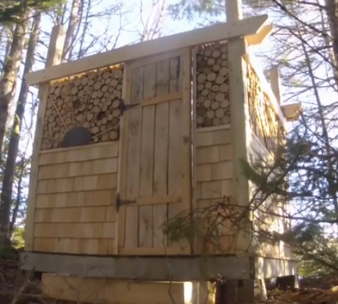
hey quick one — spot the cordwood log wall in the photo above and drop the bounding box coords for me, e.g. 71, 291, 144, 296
41, 65, 123, 150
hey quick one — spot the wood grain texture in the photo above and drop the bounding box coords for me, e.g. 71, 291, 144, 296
138, 205, 153, 247
124, 206, 138, 248
153, 103, 169, 195
168, 99, 182, 197
117, 49, 191, 255
139, 105, 155, 197
126, 107, 142, 199
153, 203, 168, 247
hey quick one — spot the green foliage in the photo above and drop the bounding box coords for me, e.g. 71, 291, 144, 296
11, 227, 25, 248
0, 235, 16, 259
0, 0, 65, 23
163, 200, 247, 253
163, 213, 199, 244
243, 122, 338, 274
168, 0, 225, 21
168, 0, 338, 277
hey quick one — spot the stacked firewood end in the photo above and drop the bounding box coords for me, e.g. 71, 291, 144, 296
246, 63, 281, 151
41, 64, 124, 150
195, 42, 230, 128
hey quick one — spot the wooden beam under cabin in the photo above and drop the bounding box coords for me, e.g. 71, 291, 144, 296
25, 15, 270, 86
20, 252, 254, 281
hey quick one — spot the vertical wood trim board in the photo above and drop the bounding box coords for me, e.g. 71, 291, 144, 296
228, 38, 252, 253
25, 25, 66, 251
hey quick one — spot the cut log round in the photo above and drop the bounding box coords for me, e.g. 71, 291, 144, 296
211, 102, 220, 110
197, 74, 207, 83
215, 76, 225, 85
197, 116, 204, 125
216, 93, 225, 102
219, 67, 228, 76
206, 110, 215, 119
109, 130, 119, 140
207, 72, 216, 82
207, 58, 216, 66
212, 64, 220, 72
201, 89, 209, 96
197, 83, 204, 91
219, 83, 229, 93
211, 85, 219, 92
221, 99, 230, 109
215, 108, 225, 118
203, 99, 212, 108
205, 82, 212, 89
213, 118, 221, 126
197, 96, 205, 104
212, 50, 221, 58
221, 115, 230, 124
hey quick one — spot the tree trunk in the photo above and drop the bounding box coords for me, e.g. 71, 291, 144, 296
0, 18, 28, 162
323, 0, 338, 90
0, 15, 36, 243
62, 0, 81, 61
9, 171, 23, 235
0, 26, 14, 81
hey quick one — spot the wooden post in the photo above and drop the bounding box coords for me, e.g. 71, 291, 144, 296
24, 25, 66, 251
269, 65, 282, 104
226, 0, 251, 250
226, 1, 254, 302
226, 0, 243, 21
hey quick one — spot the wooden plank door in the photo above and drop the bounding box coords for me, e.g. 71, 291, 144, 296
117, 48, 192, 255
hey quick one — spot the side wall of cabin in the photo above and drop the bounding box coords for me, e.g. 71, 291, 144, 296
245, 59, 292, 260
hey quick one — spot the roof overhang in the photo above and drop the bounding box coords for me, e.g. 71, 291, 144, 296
26, 14, 271, 86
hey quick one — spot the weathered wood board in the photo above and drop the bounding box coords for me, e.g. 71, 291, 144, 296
117, 49, 192, 255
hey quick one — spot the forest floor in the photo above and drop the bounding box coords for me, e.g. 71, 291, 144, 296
1, 251, 338, 304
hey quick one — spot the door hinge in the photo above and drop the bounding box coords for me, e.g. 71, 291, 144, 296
115, 193, 136, 212
119, 99, 139, 115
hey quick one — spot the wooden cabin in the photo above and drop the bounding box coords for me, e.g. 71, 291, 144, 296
21, 7, 301, 304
